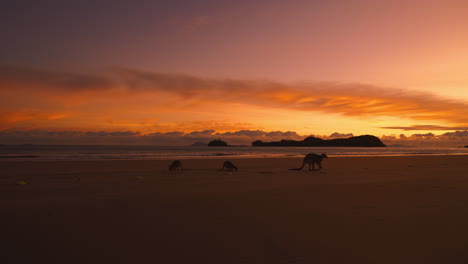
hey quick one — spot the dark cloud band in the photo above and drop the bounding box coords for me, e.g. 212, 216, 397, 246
2, 65, 468, 125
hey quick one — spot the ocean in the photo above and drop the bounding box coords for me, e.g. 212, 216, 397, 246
1, 145, 468, 160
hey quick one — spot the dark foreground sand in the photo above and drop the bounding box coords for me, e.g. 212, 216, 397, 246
2, 155, 468, 264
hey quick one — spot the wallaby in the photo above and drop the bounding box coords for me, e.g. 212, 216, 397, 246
168, 160, 183, 171
221, 161, 238, 171
289, 153, 328, 171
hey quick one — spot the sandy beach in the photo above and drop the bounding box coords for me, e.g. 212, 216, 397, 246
2, 155, 468, 263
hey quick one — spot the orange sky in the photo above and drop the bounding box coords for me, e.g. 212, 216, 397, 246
1, 0, 468, 144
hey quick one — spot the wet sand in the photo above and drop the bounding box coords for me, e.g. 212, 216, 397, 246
2, 155, 468, 263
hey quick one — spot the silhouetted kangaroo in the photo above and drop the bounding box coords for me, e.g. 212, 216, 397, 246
168, 160, 183, 171
221, 161, 238, 171
289, 153, 328, 171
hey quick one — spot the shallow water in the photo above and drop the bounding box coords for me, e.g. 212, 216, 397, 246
1, 145, 468, 160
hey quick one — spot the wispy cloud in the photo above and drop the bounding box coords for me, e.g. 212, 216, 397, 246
381, 130, 468, 147
381, 125, 468, 131
0, 109, 74, 130
0, 129, 304, 145
0, 65, 115, 92
1, 129, 467, 147
1, 65, 468, 132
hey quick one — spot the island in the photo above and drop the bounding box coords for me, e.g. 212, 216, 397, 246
208, 139, 229, 146
252, 135, 386, 147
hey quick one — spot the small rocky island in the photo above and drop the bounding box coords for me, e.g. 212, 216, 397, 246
208, 139, 229, 146
252, 135, 386, 147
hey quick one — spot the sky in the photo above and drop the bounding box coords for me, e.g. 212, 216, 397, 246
1, 0, 468, 145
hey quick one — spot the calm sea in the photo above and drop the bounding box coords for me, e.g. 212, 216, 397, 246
1, 145, 468, 160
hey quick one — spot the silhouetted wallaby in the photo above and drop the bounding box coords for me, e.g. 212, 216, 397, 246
222, 161, 238, 171
169, 160, 183, 171
289, 153, 328, 171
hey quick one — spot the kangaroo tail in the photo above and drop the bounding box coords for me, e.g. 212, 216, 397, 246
289, 159, 306, 171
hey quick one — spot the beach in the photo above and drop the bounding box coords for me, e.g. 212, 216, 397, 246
2, 155, 468, 263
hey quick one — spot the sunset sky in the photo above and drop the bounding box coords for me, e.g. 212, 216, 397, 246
1, 0, 468, 145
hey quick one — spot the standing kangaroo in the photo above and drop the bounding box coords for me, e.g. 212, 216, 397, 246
289, 153, 328, 171
221, 161, 238, 171
168, 160, 183, 171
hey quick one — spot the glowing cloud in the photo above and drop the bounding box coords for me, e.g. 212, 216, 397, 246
381, 125, 468, 131
1, 65, 468, 135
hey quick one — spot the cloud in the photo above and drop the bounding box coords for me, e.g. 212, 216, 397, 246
2, 65, 468, 131
220, 130, 267, 137
0, 109, 73, 130
188, 130, 216, 136
0, 65, 115, 93
160, 131, 185, 136
325, 132, 354, 139
443, 130, 468, 137
84, 131, 141, 136
381, 130, 468, 146
2, 129, 467, 147
381, 125, 468, 131
114, 69, 468, 124
0, 129, 306, 146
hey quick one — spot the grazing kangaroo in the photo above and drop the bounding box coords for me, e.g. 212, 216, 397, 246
289, 153, 328, 171
168, 160, 183, 171
221, 161, 238, 171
